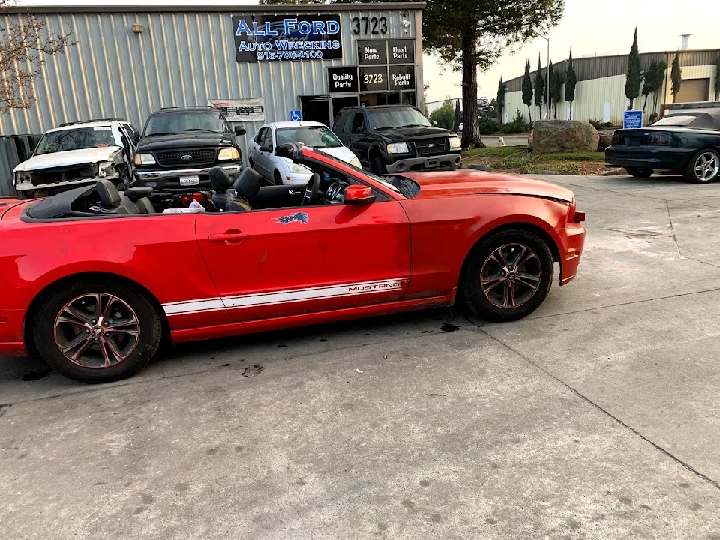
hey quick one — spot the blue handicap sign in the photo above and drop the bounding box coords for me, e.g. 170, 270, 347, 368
623, 110, 643, 129
290, 110, 302, 121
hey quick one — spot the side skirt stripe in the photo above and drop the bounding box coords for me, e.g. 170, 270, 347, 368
162, 279, 407, 316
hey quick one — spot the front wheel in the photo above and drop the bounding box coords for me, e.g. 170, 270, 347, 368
31, 279, 163, 383
626, 167, 653, 178
371, 155, 388, 175
461, 229, 554, 322
685, 149, 720, 183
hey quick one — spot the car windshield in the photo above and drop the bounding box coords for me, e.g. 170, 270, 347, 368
366, 107, 432, 130
144, 112, 228, 136
276, 126, 343, 148
34, 127, 120, 155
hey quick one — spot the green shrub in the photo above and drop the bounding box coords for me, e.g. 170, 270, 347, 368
498, 109, 531, 134
588, 119, 614, 130
478, 117, 500, 135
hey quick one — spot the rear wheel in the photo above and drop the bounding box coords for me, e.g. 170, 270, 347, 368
685, 149, 720, 183
31, 279, 163, 383
626, 167, 653, 178
461, 229, 554, 322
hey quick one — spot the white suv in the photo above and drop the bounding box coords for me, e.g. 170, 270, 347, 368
13, 118, 139, 198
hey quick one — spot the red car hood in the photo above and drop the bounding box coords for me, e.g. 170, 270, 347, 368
403, 170, 574, 203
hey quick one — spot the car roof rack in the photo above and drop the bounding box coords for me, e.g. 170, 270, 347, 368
58, 117, 127, 127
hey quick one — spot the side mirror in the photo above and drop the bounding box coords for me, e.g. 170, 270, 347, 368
345, 184, 376, 205
234, 126, 246, 136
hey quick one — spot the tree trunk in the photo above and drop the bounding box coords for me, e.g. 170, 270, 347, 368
528, 107, 532, 123
460, 26, 481, 149
569, 101, 573, 120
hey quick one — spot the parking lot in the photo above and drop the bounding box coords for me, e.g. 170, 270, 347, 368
2, 172, 720, 539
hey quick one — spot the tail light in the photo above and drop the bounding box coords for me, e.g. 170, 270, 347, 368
568, 199, 585, 223
647, 132, 675, 146
574, 211, 586, 223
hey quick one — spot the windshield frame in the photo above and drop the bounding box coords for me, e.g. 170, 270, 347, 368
33, 126, 122, 156
142, 111, 230, 137
365, 106, 432, 130
275, 125, 344, 149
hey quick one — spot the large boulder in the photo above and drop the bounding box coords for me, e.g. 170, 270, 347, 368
529, 120, 600, 153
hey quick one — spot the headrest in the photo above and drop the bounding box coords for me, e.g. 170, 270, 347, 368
209, 166, 233, 194
96, 180, 121, 209
233, 168, 262, 200
124, 186, 153, 202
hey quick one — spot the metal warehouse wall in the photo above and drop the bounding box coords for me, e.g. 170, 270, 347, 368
0, 3, 424, 164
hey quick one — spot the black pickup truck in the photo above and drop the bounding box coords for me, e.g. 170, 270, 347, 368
132, 106, 245, 196
332, 105, 462, 174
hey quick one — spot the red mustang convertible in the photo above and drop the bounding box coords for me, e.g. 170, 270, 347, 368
0, 144, 585, 383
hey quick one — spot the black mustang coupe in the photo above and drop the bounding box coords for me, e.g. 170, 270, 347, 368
605, 108, 720, 183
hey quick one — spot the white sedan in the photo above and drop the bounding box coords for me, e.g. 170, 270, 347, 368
248, 121, 361, 185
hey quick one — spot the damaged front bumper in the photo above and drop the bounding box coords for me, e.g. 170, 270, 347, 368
15, 163, 120, 194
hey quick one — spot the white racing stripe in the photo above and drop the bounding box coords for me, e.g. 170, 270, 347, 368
162, 278, 407, 316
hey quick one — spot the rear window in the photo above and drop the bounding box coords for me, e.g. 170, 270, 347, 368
652, 113, 717, 130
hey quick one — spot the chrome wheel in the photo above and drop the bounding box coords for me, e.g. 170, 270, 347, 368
694, 151, 719, 182
53, 293, 140, 369
480, 243, 542, 309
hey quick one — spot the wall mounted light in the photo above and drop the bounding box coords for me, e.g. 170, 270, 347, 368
132, 24, 143, 34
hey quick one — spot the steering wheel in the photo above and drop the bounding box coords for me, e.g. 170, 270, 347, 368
302, 173, 321, 206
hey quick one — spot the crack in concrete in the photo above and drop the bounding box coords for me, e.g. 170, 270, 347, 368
666, 200, 685, 259
471, 322, 720, 491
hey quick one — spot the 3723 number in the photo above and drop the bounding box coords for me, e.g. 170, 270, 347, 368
364, 73, 384, 84
352, 16, 388, 35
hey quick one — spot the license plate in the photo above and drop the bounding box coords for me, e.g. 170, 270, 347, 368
179, 175, 200, 187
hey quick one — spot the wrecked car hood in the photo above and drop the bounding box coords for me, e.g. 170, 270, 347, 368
14, 146, 121, 173
403, 170, 575, 203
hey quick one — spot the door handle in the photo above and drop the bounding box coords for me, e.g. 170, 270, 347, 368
208, 229, 246, 243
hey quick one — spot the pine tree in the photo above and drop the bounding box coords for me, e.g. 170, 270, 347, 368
522, 60, 533, 123
534, 54, 545, 119
550, 61, 563, 119
453, 99, 461, 131
671, 52, 682, 102
625, 27, 642, 110
565, 51, 577, 120
497, 78, 506, 123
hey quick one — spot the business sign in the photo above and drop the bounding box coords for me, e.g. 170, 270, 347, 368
359, 66, 388, 92
357, 40, 387, 65
328, 66, 359, 93
290, 110, 302, 121
208, 98, 265, 122
623, 110, 643, 129
388, 40, 415, 64
389, 65, 415, 91
232, 15, 342, 63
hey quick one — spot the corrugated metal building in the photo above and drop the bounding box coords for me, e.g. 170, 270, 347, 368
0, 2, 425, 164
501, 49, 720, 126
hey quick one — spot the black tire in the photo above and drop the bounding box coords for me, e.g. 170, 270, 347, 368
371, 154, 387, 175
626, 167, 653, 179
461, 229, 554, 322
17, 190, 36, 200
684, 149, 720, 183
31, 279, 163, 383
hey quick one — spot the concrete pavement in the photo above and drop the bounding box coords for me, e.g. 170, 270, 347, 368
2, 173, 720, 539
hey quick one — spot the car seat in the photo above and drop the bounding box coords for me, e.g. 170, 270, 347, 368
228, 168, 262, 212
209, 166, 234, 212
123, 186, 155, 214
96, 180, 129, 214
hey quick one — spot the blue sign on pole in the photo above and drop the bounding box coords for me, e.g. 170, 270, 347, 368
290, 110, 302, 121
623, 110, 643, 129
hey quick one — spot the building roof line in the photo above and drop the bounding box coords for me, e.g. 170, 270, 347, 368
3, 3, 426, 15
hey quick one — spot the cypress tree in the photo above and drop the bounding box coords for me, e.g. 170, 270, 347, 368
522, 60, 533, 122
671, 52, 682, 102
534, 54, 545, 118
565, 51, 577, 120
625, 27, 642, 109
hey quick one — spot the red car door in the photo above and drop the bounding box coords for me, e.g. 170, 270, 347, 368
194, 201, 411, 323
